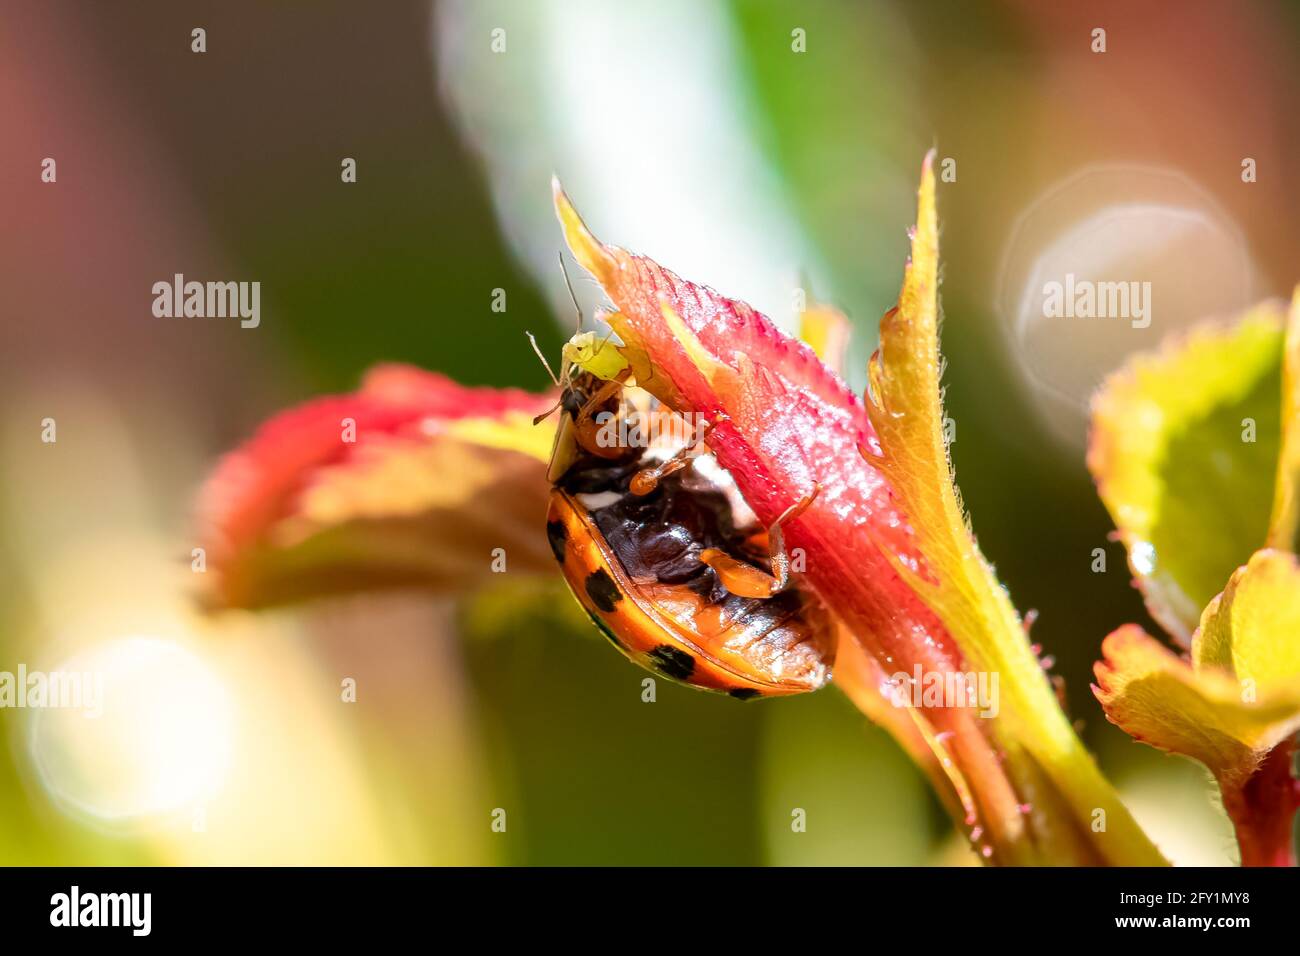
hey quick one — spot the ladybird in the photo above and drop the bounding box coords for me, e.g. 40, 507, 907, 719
541, 364, 835, 698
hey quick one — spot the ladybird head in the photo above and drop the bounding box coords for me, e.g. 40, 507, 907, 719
527, 319, 640, 484
548, 366, 640, 482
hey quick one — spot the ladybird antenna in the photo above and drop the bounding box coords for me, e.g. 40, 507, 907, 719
525, 330, 561, 387
558, 252, 583, 335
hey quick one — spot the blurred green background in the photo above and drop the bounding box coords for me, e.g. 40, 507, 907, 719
4, 0, 1300, 864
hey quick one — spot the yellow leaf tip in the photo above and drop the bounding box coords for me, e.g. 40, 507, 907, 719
551, 178, 616, 285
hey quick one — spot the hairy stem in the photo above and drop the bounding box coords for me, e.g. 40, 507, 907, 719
1224, 739, 1299, 867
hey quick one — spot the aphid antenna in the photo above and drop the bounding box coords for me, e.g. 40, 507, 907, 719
558, 251, 583, 336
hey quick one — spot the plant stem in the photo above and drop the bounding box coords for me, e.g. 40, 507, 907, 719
1223, 739, 1299, 867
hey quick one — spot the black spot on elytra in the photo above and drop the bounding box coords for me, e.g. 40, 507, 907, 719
584, 568, 622, 613
728, 688, 763, 701
647, 644, 695, 681
546, 520, 567, 562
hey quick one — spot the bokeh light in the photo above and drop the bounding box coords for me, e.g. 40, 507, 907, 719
999, 165, 1257, 443
28, 636, 234, 824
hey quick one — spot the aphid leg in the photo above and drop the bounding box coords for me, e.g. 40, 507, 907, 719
700, 483, 821, 598
629, 418, 721, 496
532, 396, 563, 427
526, 331, 561, 387
526, 330, 567, 425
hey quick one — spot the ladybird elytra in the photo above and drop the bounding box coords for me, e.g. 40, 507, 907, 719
543, 365, 835, 697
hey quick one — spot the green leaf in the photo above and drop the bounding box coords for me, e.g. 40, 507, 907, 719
1088, 304, 1287, 642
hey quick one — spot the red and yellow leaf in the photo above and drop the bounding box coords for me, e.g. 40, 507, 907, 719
1095, 622, 1300, 788
197, 364, 556, 609
1094, 549, 1300, 864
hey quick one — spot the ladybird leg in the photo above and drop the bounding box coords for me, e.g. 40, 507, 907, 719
765, 484, 820, 589
699, 483, 821, 598
577, 377, 625, 422
696, 548, 779, 598
629, 418, 722, 496
575, 373, 633, 457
